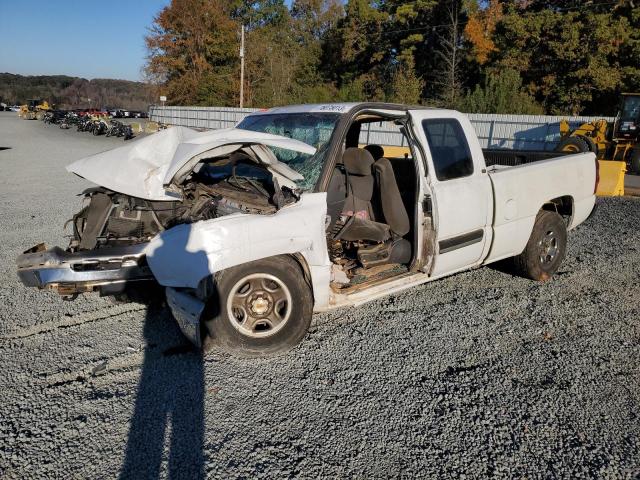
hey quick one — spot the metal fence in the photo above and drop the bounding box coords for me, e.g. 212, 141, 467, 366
149, 105, 614, 151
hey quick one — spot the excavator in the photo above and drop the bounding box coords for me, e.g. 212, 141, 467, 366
556, 93, 640, 195
18, 99, 52, 120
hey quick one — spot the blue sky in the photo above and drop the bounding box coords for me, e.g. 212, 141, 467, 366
0, 1, 297, 82
0, 0, 170, 81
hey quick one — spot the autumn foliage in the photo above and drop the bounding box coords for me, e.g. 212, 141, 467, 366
143, 0, 640, 116
464, 0, 503, 65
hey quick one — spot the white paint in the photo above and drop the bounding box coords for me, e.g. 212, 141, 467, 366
145, 193, 333, 309
66, 126, 316, 201
73, 105, 595, 321
408, 109, 494, 275
484, 152, 596, 263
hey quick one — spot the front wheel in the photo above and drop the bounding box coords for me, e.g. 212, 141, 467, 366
203, 256, 312, 357
512, 210, 567, 281
555, 136, 590, 154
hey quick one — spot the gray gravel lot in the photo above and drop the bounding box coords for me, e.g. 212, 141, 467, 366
0, 111, 639, 479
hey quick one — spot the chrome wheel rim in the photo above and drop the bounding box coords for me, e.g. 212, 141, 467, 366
226, 273, 292, 338
538, 230, 558, 264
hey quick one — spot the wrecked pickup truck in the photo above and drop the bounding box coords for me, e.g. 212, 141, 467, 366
17, 103, 597, 356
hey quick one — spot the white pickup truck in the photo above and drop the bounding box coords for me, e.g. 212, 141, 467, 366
17, 103, 597, 355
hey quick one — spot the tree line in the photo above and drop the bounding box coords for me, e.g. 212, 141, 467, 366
145, 0, 640, 116
0, 73, 154, 110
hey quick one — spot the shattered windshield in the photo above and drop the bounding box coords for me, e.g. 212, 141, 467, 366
237, 112, 340, 191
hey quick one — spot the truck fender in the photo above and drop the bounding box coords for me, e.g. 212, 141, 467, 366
145, 193, 331, 309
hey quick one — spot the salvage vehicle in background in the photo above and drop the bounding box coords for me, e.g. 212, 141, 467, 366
556, 93, 640, 175
17, 103, 597, 356
18, 99, 52, 120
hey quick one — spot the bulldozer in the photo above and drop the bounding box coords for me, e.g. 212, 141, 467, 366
556, 93, 640, 196
18, 99, 52, 120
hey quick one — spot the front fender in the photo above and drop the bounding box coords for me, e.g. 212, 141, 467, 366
145, 192, 331, 308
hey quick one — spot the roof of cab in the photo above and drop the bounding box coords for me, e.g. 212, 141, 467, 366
254, 103, 360, 115
246, 102, 437, 117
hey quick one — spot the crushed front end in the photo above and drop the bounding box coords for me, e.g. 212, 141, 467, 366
16, 242, 152, 295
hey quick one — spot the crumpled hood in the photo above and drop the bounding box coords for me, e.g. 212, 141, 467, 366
66, 126, 316, 201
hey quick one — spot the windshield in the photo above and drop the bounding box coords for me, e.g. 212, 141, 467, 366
237, 112, 340, 191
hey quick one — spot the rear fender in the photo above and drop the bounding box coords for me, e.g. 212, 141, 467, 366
145, 193, 331, 309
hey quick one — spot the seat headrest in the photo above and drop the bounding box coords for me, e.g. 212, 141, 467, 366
364, 144, 385, 161
342, 147, 374, 176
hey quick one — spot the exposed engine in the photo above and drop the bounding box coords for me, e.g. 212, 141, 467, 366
67, 153, 300, 251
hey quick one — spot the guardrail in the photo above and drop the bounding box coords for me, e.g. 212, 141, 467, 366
149, 105, 614, 151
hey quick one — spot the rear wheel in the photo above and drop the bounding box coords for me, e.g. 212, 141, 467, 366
555, 136, 590, 154
203, 256, 312, 357
512, 210, 567, 281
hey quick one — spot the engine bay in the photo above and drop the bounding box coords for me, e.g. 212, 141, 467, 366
67, 152, 300, 251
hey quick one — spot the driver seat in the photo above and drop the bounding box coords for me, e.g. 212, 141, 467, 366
333, 148, 412, 267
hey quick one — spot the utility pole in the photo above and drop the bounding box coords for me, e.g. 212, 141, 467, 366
239, 24, 245, 108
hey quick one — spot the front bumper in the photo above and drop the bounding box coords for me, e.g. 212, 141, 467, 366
16, 243, 153, 295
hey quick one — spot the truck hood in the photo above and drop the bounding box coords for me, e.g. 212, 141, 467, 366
66, 126, 316, 201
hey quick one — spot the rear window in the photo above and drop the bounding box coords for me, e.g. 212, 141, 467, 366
421, 119, 474, 181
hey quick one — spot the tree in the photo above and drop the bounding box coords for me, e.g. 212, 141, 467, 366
464, 0, 503, 65
145, 0, 239, 106
142, 0, 640, 114
320, 0, 389, 100
387, 62, 424, 105
433, 2, 464, 108
491, 2, 632, 114
458, 68, 543, 114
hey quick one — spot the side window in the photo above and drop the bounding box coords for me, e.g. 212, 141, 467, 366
422, 119, 474, 181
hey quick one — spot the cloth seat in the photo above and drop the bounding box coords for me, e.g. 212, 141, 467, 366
334, 148, 410, 246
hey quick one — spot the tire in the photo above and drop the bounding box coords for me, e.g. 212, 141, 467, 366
581, 135, 598, 155
630, 148, 640, 175
555, 136, 590, 154
203, 255, 313, 357
512, 210, 567, 281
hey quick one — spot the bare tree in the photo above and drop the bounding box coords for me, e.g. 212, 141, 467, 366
433, 1, 463, 108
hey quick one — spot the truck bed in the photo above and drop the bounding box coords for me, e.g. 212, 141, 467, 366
482, 148, 567, 168
483, 151, 596, 265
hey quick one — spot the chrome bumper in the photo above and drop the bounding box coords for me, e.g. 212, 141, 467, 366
16, 243, 153, 295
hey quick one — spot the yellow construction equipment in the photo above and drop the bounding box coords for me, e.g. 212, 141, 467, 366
556, 93, 640, 195
596, 160, 626, 197
18, 99, 52, 120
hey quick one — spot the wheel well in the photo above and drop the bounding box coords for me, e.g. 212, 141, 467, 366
288, 253, 314, 296
542, 196, 573, 222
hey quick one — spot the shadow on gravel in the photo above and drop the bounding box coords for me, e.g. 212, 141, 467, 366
119, 306, 205, 480
120, 227, 209, 480
487, 259, 517, 277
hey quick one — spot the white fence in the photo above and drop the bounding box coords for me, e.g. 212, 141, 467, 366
149, 105, 613, 151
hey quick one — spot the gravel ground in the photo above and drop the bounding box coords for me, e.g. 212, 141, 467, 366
0, 111, 639, 479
